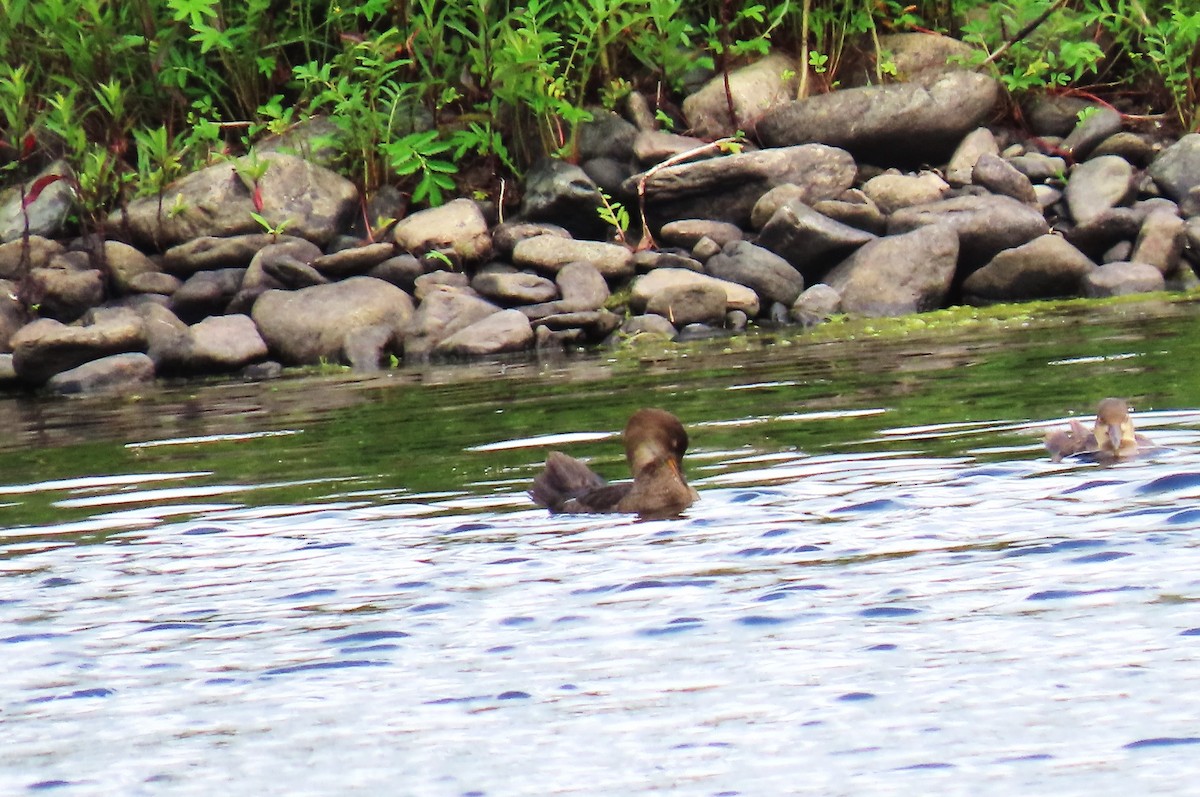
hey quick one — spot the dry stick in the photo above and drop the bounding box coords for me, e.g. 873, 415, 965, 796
636, 137, 738, 250
980, 0, 1070, 68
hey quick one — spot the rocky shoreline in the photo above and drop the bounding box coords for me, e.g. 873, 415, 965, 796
1, 33, 1198, 395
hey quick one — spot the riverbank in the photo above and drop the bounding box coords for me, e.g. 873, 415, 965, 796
2, 34, 1199, 394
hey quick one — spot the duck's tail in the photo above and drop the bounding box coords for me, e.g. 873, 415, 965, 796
529, 451, 607, 512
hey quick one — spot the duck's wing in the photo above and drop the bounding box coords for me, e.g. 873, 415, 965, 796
530, 451, 609, 512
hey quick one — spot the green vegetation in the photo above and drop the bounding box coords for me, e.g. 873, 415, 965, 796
0, 0, 1194, 230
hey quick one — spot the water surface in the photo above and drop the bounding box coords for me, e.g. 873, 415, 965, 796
4, 298, 1200, 795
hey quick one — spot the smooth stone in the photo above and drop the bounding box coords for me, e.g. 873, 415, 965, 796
127, 272, 183, 295
0, 161, 74, 243
433, 308, 534, 357
188, 314, 269, 371
1131, 211, 1186, 274
404, 291, 501, 358
313, 242, 397, 278
824, 224, 959, 317
704, 240, 805, 306
45, 352, 156, 395
971, 154, 1038, 205
368, 254, 425, 291
0, 236, 65, 279
945, 128, 1000, 186
659, 220, 744, 249
512, 235, 634, 279
888, 194, 1049, 266
962, 235, 1097, 302
392, 198, 493, 263
1007, 153, 1068, 182
103, 241, 160, 294
491, 221, 572, 259
619, 314, 677, 338
645, 283, 728, 326
1065, 155, 1135, 225
757, 200, 876, 282
683, 53, 799, 139
471, 270, 559, 305
1082, 261, 1166, 297
162, 234, 283, 276
861, 171, 950, 214
519, 158, 606, 240
25, 266, 105, 323
556, 262, 609, 311
631, 267, 760, 316
169, 268, 246, 323
11, 308, 148, 384
1148, 134, 1200, 213
342, 324, 396, 371
790, 283, 842, 327
1061, 106, 1123, 160
251, 276, 413, 365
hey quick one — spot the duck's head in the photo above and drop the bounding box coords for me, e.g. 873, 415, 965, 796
624, 408, 690, 478
1093, 397, 1138, 457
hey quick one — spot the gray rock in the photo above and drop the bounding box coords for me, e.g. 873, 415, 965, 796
512, 235, 634, 279
1082, 261, 1165, 297
683, 53, 799, 139
530, 310, 622, 340
704, 240, 804, 306
103, 241, 160, 293
861, 171, 950, 214
1092, 132, 1157, 167
1033, 184, 1063, 210
11, 308, 148, 383
491, 221, 572, 258
645, 283, 728, 326
251, 276, 414, 365
790, 283, 842, 326
691, 237, 721, 261
1007, 153, 1068, 182
756, 201, 875, 282
1061, 106, 1123, 160
392, 198, 493, 263
972, 154, 1038, 205
757, 70, 1000, 163
368, 253, 425, 291
811, 192, 887, 235
127, 271, 180, 295
946, 128, 1000, 186
472, 270, 558, 305
261, 253, 329, 288
625, 144, 857, 228
118, 153, 358, 248
1065, 155, 1135, 225
888, 194, 1050, 266
633, 131, 711, 165
1064, 207, 1144, 259
0, 236, 65, 279
579, 110, 639, 162
620, 314, 678, 338
1149, 134, 1200, 215
435, 309, 534, 357
342, 324, 395, 371
312, 242, 396, 278
0, 279, 25, 351
750, 184, 809, 230
824, 224, 959, 316
658, 219, 744, 249
849, 32, 978, 84
46, 352, 156, 394
962, 235, 1096, 302
25, 264, 105, 322
519, 158, 606, 240
162, 234, 282, 276
1102, 240, 1134, 264
631, 268, 760, 316
137, 302, 191, 370
170, 268, 245, 323
404, 290, 501, 358
189, 314, 269, 371
0, 161, 75, 244
633, 250, 704, 273
1022, 94, 1094, 137
413, 271, 472, 301
557, 262, 609, 310
1131, 211, 1185, 274
239, 238, 322, 308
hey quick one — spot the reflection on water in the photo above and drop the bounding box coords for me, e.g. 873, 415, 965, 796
4, 298, 1200, 795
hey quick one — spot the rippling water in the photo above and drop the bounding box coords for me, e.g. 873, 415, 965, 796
5, 298, 1200, 795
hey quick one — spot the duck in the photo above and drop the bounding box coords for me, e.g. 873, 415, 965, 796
1044, 397, 1153, 462
529, 408, 699, 518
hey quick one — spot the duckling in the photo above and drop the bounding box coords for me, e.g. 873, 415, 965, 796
1044, 398, 1153, 462
530, 408, 699, 518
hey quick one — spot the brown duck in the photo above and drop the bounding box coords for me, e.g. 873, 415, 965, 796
1044, 397, 1153, 462
529, 408, 699, 518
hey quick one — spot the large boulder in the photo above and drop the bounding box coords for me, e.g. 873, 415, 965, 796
251, 276, 413, 365
624, 144, 856, 228
631, 268, 760, 316
45, 352, 156, 395
118, 153, 358, 249
824, 224, 959, 316
755, 200, 876, 282
757, 71, 1000, 163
